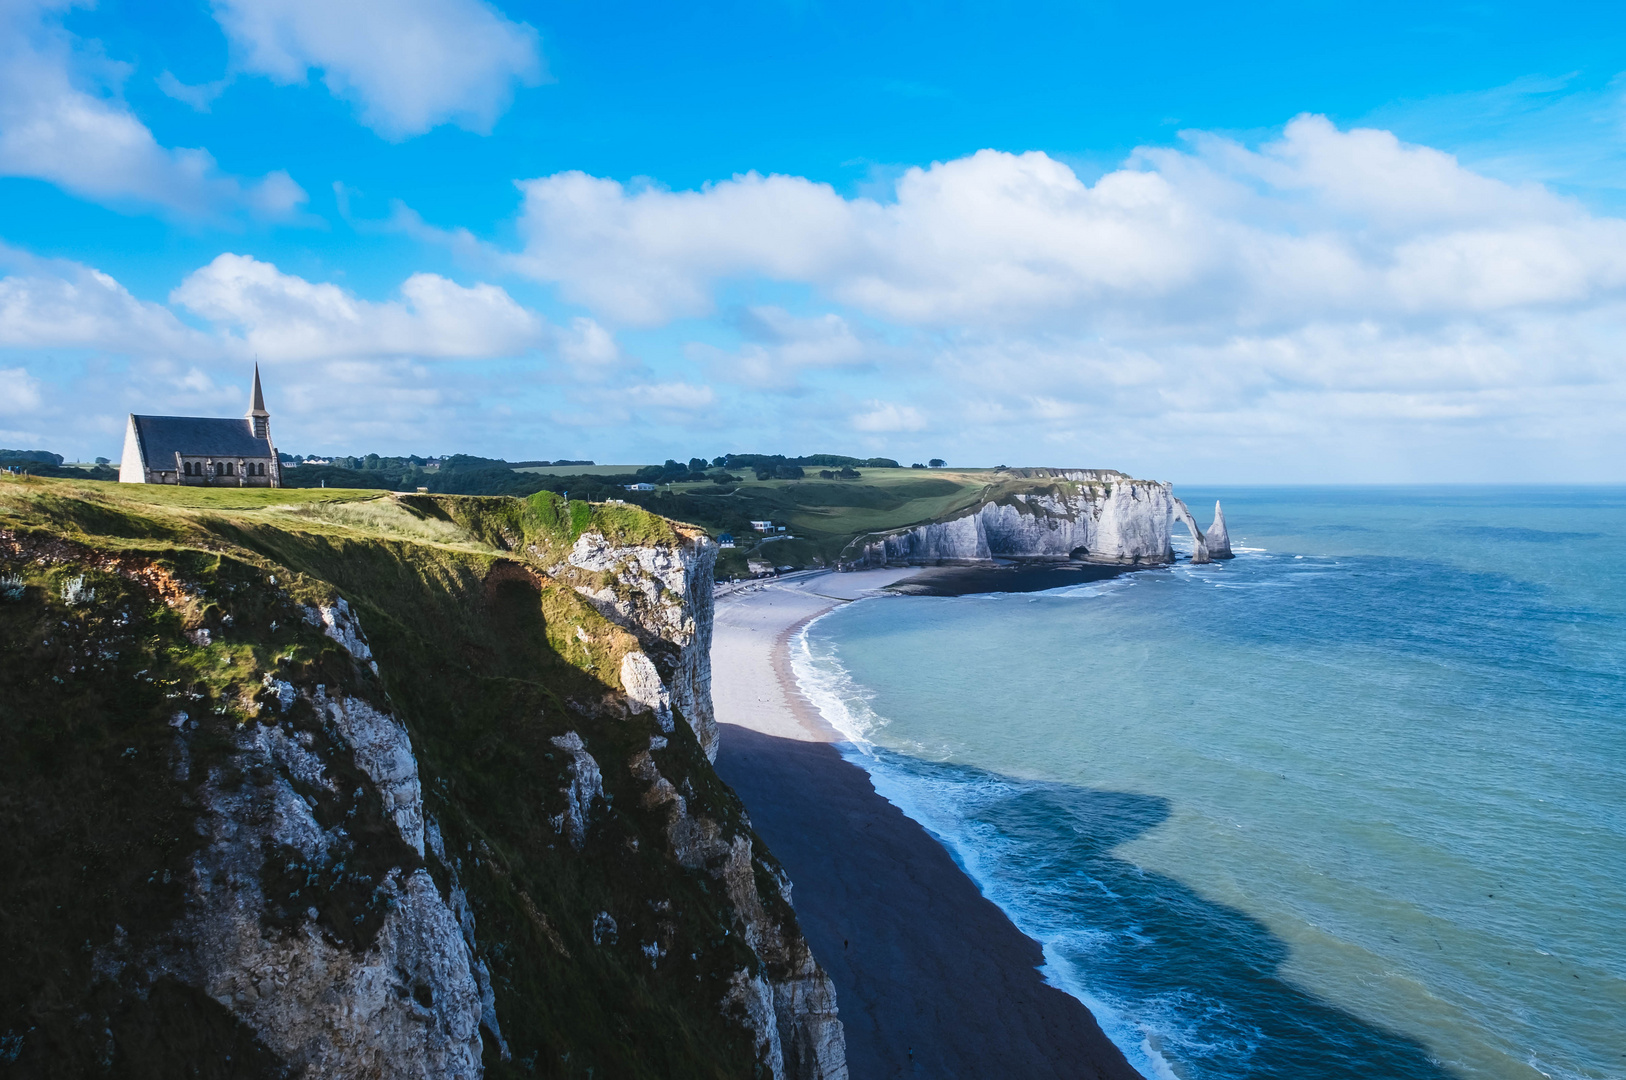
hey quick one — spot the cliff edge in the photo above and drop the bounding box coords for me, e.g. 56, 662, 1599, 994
0, 478, 844, 1079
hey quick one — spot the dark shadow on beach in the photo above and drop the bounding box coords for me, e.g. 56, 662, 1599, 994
717, 724, 1459, 1080
885, 562, 1131, 597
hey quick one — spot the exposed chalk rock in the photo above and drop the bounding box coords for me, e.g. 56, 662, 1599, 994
154, 706, 482, 1079
549, 731, 605, 850
619, 651, 675, 733
843, 477, 1194, 568
842, 475, 1234, 572
1205, 500, 1233, 559
303, 597, 379, 675
313, 685, 425, 856
567, 528, 718, 759
1172, 498, 1211, 564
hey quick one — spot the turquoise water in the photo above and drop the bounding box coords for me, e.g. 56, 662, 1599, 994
792, 488, 1626, 1080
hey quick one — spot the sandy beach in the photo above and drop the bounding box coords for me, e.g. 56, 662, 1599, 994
711, 570, 1144, 1080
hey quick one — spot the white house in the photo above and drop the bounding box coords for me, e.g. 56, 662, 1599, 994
750, 520, 774, 532
626, 482, 657, 492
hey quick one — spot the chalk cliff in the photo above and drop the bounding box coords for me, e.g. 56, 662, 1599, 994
1205, 501, 1233, 559
843, 471, 1226, 568
0, 486, 843, 1079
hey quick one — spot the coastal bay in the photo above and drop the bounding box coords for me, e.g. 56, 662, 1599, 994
711, 571, 1144, 1080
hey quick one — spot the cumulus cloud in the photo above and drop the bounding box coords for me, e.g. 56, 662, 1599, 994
851, 400, 925, 432
0, 367, 44, 413
693, 306, 875, 388
509, 115, 1626, 331
0, 247, 624, 459
0, 246, 215, 356
171, 253, 548, 361
213, 0, 544, 138
0, 1, 306, 218
494, 115, 1626, 477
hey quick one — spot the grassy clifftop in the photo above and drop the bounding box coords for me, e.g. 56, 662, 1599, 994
0, 477, 809, 1078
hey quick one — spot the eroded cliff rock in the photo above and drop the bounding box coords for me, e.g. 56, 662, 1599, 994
1205, 500, 1233, 559
843, 474, 1227, 568
564, 527, 719, 759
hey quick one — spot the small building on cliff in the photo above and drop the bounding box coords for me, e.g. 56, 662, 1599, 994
119, 365, 282, 487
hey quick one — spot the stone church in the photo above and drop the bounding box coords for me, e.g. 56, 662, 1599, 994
120, 366, 283, 487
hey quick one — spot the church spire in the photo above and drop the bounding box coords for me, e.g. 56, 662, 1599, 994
247, 364, 270, 439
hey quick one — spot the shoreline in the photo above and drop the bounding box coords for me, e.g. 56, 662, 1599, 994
711, 570, 1145, 1080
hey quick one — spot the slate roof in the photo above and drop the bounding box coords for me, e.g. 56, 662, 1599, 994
131, 415, 272, 469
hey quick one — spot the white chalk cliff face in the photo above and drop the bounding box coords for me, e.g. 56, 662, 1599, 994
143, 606, 491, 1080
845, 473, 1229, 567
564, 527, 719, 759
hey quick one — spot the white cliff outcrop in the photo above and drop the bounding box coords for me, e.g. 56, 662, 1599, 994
1205, 500, 1233, 559
146, 607, 491, 1078
844, 473, 1228, 568
566, 527, 719, 759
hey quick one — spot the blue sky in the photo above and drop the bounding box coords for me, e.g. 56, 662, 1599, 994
3, 0, 1626, 480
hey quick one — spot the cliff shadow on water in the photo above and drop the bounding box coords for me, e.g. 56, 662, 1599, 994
853, 748, 1461, 1080
0, 479, 844, 1080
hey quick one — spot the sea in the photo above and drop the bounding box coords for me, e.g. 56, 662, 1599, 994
790, 487, 1626, 1080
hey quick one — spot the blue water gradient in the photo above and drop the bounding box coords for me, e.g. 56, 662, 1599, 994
793, 487, 1626, 1080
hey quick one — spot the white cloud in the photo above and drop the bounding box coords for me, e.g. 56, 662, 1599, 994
556, 316, 624, 369
0, 246, 214, 356
0, 248, 612, 461
0, 1, 306, 218
695, 305, 875, 388
851, 400, 925, 432
170, 253, 547, 361
509, 115, 1626, 332
213, 0, 544, 139
620, 382, 716, 410
509, 170, 860, 325
0, 367, 44, 413
492, 115, 1626, 477
156, 71, 233, 112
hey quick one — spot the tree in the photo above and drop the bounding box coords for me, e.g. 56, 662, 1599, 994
94, 456, 110, 465
929, 458, 946, 468
688, 457, 709, 473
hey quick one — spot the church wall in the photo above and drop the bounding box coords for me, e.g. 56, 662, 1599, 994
118, 417, 147, 485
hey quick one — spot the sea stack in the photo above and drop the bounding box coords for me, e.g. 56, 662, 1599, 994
1205, 501, 1233, 559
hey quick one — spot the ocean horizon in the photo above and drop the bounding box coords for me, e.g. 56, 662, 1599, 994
792, 485, 1626, 1080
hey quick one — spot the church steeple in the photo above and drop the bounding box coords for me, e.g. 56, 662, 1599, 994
247, 363, 270, 439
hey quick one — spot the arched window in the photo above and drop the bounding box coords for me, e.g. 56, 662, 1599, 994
183, 462, 192, 476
